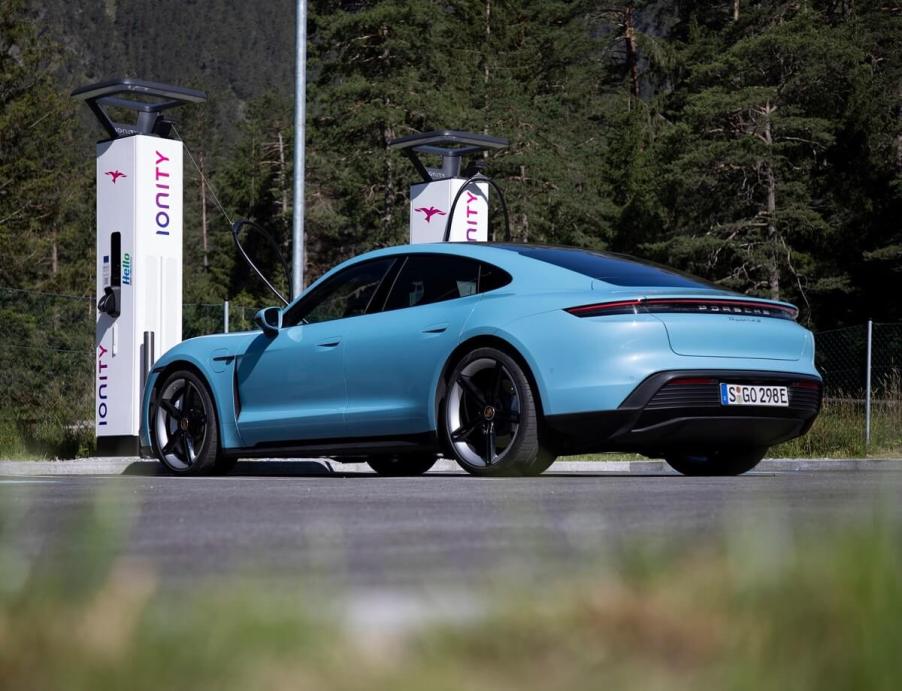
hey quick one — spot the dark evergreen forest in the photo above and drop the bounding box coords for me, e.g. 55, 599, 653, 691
3, 0, 900, 325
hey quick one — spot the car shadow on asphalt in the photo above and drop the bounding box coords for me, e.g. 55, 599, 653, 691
123, 460, 342, 477
123, 460, 695, 479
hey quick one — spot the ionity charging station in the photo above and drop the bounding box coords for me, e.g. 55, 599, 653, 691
388, 131, 509, 244
73, 79, 206, 456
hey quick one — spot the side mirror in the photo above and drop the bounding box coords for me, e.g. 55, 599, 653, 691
254, 306, 283, 337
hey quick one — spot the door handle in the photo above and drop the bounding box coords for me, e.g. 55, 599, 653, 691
316, 338, 342, 348
421, 323, 448, 335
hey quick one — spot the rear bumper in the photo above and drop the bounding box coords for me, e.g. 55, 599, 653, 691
544, 369, 822, 455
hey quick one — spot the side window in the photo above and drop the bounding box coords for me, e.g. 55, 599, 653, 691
478, 262, 512, 293
383, 255, 480, 311
283, 258, 395, 326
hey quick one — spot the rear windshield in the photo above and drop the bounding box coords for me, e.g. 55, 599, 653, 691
505, 245, 715, 289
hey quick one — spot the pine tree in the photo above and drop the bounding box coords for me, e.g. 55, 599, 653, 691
307, 0, 478, 271
306, 0, 615, 269
850, 1, 902, 322
478, 1, 615, 248
216, 92, 295, 303
0, 0, 91, 292
1, 0, 95, 447
642, 6, 868, 315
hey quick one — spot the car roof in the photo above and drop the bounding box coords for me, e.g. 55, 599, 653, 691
344, 242, 721, 290
307, 241, 581, 289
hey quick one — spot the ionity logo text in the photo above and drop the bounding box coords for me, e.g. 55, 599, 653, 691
154, 150, 171, 235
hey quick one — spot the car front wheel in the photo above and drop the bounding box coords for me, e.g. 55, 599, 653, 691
664, 447, 767, 476
151, 369, 221, 475
443, 347, 555, 477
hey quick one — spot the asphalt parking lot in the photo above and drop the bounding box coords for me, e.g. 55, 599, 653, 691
2, 466, 900, 589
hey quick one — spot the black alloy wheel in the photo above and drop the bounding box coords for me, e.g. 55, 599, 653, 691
152, 369, 222, 474
444, 347, 555, 477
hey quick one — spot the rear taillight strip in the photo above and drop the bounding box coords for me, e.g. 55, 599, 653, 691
566, 299, 642, 316
565, 298, 798, 320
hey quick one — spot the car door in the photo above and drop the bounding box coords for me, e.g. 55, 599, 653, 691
235, 257, 397, 447
341, 253, 488, 438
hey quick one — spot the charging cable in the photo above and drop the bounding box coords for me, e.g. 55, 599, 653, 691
172, 124, 291, 305
441, 169, 512, 243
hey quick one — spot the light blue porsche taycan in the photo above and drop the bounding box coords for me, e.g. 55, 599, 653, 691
140, 243, 822, 477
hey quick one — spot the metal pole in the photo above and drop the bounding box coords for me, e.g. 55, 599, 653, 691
865, 320, 873, 447
224, 300, 230, 334
292, 0, 307, 299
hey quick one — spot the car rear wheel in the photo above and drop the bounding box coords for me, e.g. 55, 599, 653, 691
367, 453, 437, 476
444, 347, 555, 477
151, 369, 221, 475
665, 447, 767, 476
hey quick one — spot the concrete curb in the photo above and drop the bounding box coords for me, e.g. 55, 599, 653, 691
1, 456, 900, 477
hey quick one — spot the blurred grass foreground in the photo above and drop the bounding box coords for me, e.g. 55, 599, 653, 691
1, 501, 899, 691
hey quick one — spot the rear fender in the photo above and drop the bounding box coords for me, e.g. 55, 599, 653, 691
433, 326, 552, 431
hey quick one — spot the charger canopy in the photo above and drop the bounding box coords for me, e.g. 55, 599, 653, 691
388, 130, 508, 181
72, 78, 206, 140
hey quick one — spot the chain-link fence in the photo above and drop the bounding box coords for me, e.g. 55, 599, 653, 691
0, 288, 96, 456
865, 322, 902, 450
1, 286, 900, 456
809, 322, 902, 453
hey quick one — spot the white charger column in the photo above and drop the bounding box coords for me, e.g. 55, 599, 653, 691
73, 79, 206, 456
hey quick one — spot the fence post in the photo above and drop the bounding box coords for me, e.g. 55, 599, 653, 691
865, 319, 872, 448
224, 300, 230, 334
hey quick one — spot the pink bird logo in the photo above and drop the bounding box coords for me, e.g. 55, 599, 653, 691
415, 206, 447, 223
105, 170, 127, 184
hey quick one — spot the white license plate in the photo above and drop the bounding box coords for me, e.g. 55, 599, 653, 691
720, 383, 789, 407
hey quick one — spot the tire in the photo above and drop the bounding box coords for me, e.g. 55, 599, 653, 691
665, 447, 767, 476
443, 347, 555, 477
150, 369, 221, 475
518, 448, 557, 477
367, 453, 437, 476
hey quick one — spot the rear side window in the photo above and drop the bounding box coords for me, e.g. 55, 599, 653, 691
384, 255, 480, 311
511, 246, 714, 289
478, 262, 512, 293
